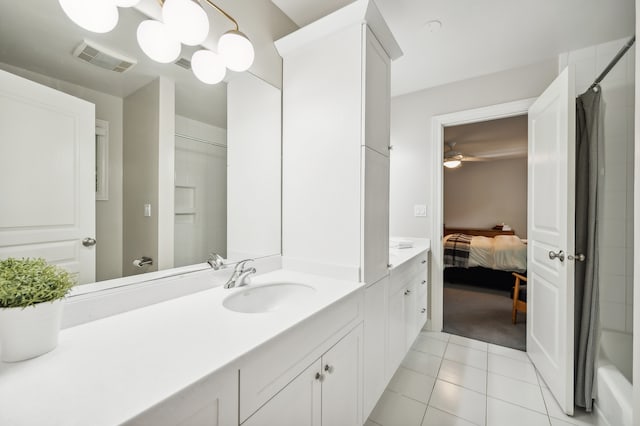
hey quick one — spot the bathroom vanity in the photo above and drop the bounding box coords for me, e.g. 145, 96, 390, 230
0, 237, 429, 426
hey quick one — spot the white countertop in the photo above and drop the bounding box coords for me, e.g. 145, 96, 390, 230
389, 237, 431, 269
0, 269, 363, 426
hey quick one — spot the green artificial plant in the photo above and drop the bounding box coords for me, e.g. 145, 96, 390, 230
0, 258, 75, 308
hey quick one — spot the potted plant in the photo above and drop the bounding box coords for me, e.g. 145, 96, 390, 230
0, 258, 75, 362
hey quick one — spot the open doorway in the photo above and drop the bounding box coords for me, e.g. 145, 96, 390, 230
441, 115, 528, 350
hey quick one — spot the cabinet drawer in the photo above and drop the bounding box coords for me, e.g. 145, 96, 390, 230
238, 291, 363, 422
390, 250, 428, 294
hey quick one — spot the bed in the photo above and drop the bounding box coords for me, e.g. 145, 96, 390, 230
443, 227, 527, 291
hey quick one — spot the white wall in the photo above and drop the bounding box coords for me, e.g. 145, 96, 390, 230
174, 115, 227, 266
0, 62, 124, 282
444, 157, 528, 238
123, 78, 175, 276
389, 59, 558, 239
560, 38, 636, 334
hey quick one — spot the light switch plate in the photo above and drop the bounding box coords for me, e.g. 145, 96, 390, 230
144, 204, 151, 217
414, 204, 427, 217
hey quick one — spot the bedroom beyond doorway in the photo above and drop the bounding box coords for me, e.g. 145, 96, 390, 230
441, 114, 528, 351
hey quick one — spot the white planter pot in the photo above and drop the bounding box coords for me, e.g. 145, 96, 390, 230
0, 299, 64, 362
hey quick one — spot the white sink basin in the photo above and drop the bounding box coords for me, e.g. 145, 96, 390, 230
223, 283, 316, 313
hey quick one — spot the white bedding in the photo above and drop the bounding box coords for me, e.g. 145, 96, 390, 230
444, 234, 527, 272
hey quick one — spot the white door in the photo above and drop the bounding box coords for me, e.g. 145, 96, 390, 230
527, 66, 576, 415
0, 69, 95, 283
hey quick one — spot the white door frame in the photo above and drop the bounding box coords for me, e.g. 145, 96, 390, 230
429, 98, 536, 331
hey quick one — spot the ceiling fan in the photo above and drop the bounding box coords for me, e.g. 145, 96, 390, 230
443, 142, 486, 168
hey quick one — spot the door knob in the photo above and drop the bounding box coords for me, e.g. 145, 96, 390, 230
548, 250, 565, 262
568, 253, 586, 262
82, 237, 97, 247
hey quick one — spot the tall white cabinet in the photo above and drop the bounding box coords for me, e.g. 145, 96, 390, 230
276, 0, 402, 283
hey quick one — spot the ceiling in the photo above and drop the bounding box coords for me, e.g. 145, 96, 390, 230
270, 0, 635, 96
444, 115, 528, 161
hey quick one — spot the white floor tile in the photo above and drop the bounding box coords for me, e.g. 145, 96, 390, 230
486, 373, 546, 413
488, 353, 539, 384
444, 343, 487, 370
448, 335, 489, 351
388, 367, 436, 404
365, 420, 382, 426
487, 344, 530, 363
537, 371, 549, 389
549, 419, 577, 426
429, 380, 486, 426
486, 397, 551, 426
421, 406, 478, 426
412, 335, 448, 357
369, 390, 427, 426
401, 350, 442, 377
420, 331, 451, 342
541, 387, 598, 426
438, 359, 487, 394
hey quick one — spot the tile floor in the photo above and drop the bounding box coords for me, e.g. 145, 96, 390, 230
366, 331, 604, 426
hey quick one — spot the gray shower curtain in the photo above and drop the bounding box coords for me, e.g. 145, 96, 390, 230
574, 86, 602, 412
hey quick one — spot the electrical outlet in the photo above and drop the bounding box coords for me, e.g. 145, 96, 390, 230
414, 204, 427, 217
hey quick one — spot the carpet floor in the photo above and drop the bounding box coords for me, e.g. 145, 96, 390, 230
443, 282, 526, 351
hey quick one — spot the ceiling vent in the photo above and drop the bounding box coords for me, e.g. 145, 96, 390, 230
73, 40, 136, 73
174, 57, 192, 70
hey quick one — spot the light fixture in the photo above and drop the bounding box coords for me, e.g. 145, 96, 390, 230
59, 0, 119, 34
218, 30, 255, 72
136, 20, 181, 64
162, 0, 209, 46
443, 159, 462, 169
191, 50, 226, 84
59, 0, 255, 84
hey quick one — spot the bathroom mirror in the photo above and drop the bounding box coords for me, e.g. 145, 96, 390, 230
0, 0, 289, 288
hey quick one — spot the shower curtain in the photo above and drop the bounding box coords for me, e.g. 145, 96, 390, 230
574, 86, 602, 412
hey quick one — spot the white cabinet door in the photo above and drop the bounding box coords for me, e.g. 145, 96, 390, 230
363, 277, 388, 418
362, 147, 390, 284
387, 286, 406, 379
364, 26, 391, 157
404, 281, 418, 349
243, 360, 322, 426
321, 326, 363, 426
0, 69, 95, 283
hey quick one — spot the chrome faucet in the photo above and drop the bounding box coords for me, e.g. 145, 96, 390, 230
224, 259, 256, 288
207, 253, 225, 270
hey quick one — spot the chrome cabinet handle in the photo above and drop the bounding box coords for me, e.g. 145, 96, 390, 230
568, 253, 586, 262
548, 250, 565, 262
420, 308, 426, 313
82, 237, 96, 247
404, 289, 411, 295
324, 364, 333, 374
315, 372, 324, 381
387, 263, 393, 269
421, 280, 426, 285
421, 260, 427, 264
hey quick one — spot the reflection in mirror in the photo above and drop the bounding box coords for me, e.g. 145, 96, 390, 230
0, 0, 292, 288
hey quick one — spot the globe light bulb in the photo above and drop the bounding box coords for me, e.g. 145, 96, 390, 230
162, 0, 210, 46
136, 20, 181, 63
59, 0, 119, 33
218, 30, 254, 72
191, 49, 226, 85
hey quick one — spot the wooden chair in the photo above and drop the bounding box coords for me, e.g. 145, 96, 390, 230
511, 272, 527, 324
